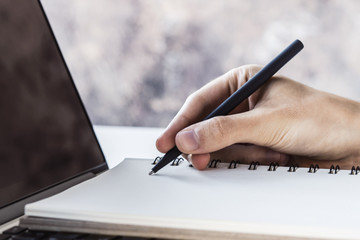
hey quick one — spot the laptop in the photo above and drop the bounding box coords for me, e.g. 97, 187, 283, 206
0, 0, 154, 239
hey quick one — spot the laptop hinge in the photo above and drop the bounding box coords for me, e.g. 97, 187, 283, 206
0, 172, 95, 225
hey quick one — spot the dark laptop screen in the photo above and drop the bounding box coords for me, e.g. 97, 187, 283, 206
0, 0, 107, 209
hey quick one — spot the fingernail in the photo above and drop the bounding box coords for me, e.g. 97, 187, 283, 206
187, 154, 193, 164
177, 130, 199, 152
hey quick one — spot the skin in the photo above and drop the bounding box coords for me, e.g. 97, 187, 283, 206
156, 65, 360, 170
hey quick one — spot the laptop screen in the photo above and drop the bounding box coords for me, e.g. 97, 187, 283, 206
0, 0, 107, 210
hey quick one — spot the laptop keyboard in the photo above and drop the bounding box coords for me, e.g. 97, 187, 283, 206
0, 227, 159, 240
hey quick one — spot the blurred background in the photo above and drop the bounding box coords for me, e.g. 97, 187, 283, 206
41, 0, 360, 127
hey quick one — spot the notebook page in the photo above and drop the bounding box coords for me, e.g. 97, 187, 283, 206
25, 158, 360, 239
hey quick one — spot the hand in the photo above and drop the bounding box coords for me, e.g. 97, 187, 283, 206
156, 65, 360, 170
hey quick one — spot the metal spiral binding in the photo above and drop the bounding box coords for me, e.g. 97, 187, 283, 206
171, 157, 184, 166
208, 159, 221, 168
152, 156, 185, 166
153, 157, 360, 175
228, 160, 241, 169
152, 156, 162, 165
350, 166, 360, 175
308, 164, 319, 173
152, 157, 360, 175
248, 161, 260, 170
329, 165, 340, 174
268, 162, 279, 171
288, 163, 298, 172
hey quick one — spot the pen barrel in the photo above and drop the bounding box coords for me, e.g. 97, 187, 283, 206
205, 39, 304, 120
151, 147, 182, 173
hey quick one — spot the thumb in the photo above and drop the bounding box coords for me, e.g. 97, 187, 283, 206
175, 110, 263, 154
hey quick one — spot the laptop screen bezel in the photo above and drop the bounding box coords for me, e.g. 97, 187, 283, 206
0, 0, 108, 225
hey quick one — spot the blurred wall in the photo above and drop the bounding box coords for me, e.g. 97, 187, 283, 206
41, 0, 360, 127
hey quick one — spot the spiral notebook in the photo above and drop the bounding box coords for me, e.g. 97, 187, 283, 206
21, 158, 360, 240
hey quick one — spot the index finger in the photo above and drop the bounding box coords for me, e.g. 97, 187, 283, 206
156, 66, 255, 153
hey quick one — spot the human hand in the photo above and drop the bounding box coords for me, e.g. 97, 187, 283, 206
156, 65, 360, 170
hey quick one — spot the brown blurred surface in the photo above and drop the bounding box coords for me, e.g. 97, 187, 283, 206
42, 0, 360, 127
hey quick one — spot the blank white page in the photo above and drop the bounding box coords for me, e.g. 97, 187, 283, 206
25, 158, 360, 239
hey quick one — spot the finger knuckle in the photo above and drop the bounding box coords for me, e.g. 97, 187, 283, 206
177, 114, 192, 127
210, 116, 228, 140
240, 64, 263, 72
184, 93, 195, 105
185, 91, 204, 106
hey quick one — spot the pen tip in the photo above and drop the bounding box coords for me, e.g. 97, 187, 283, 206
149, 170, 155, 176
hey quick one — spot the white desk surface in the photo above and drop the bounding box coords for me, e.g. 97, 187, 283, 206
0, 125, 164, 232
93, 125, 164, 169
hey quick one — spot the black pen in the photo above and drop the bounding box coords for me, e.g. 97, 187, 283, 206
149, 39, 304, 175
